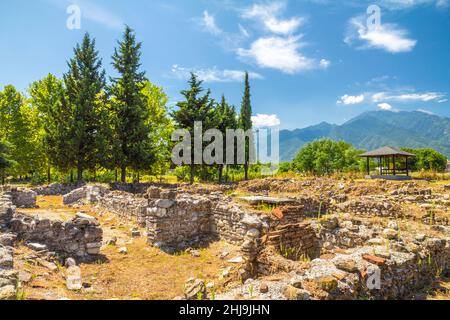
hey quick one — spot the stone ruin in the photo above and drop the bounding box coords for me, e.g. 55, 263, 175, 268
0, 180, 449, 300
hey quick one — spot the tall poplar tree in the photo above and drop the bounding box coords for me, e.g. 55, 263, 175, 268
64, 33, 106, 181
239, 72, 253, 180
110, 25, 152, 182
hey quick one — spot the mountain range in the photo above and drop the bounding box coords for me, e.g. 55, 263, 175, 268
279, 110, 450, 162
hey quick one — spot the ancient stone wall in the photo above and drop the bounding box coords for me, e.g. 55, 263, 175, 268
0, 190, 17, 300
10, 187, 37, 208
11, 212, 103, 258
32, 183, 85, 196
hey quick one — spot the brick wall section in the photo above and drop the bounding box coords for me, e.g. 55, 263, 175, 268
266, 222, 321, 260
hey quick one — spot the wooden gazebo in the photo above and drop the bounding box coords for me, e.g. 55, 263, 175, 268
360, 146, 416, 180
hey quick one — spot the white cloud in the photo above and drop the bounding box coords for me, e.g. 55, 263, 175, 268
438, 98, 448, 103
345, 16, 417, 53
379, 0, 449, 9
201, 10, 222, 35
73, 0, 124, 30
171, 65, 263, 83
237, 36, 326, 73
377, 102, 394, 110
337, 94, 365, 105
417, 109, 435, 115
319, 59, 331, 69
241, 2, 305, 35
372, 91, 446, 102
252, 114, 281, 128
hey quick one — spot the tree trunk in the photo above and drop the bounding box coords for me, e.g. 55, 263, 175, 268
218, 164, 224, 184
121, 165, 126, 183
47, 166, 51, 184
137, 171, 140, 183
244, 162, 249, 181
190, 163, 195, 185
70, 170, 74, 183
77, 162, 83, 182
115, 168, 118, 182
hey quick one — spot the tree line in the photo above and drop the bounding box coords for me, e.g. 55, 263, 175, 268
279, 139, 448, 175
0, 26, 254, 185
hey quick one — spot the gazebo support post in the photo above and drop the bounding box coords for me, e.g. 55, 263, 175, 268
366, 157, 370, 176
406, 156, 409, 176
393, 156, 396, 176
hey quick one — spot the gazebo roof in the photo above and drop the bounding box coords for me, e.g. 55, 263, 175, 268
360, 146, 416, 157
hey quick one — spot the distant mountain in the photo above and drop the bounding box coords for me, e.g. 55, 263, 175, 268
280, 110, 450, 162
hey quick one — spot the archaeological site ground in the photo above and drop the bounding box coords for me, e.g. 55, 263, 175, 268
1, 177, 449, 301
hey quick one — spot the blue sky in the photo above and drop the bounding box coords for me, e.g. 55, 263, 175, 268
0, 0, 449, 129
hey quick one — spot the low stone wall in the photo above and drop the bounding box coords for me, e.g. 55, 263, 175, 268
10, 187, 37, 208
11, 212, 103, 258
98, 191, 149, 226
32, 183, 85, 196
331, 197, 402, 218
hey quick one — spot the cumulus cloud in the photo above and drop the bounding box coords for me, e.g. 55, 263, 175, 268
345, 16, 417, 53
171, 65, 263, 83
237, 36, 325, 74
251, 114, 281, 128
241, 2, 305, 35
337, 94, 365, 105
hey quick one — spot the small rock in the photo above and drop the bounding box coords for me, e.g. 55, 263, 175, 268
283, 285, 310, 300
184, 278, 206, 300
259, 283, 269, 294
334, 259, 358, 272
227, 256, 244, 264
316, 277, 338, 292
415, 234, 426, 242
387, 221, 399, 230
65, 257, 77, 268
190, 250, 200, 257
18, 270, 32, 283
383, 228, 398, 240
219, 251, 230, 259
118, 247, 128, 254
290, 276, 303, 289
0, 285, 16, 300
131, 228, 141, 238
106, 237, 117, 246
27, 243, 47, 252
320, 216, 339, 230
66, 266, 82, 291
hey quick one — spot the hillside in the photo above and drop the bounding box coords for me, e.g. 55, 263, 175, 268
280, 111, 450, 161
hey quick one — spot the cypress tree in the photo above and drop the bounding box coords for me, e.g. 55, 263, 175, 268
216, 95, 237, 183
239, 72, 253, 180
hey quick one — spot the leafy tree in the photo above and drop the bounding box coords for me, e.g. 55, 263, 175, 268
401, 147, 447, 172
171, 73, 215, 184
0, 85, 41, 178
238, 72, 253, 180
109, 26, 153, 182
293, 139, 363, 175
29, 74, 72, 183
141, 81, 173, 181
0, 141, 14, 184
215, 95, 238, 183
64, 33, 106, 181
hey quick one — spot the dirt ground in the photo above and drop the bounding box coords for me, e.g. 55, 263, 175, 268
14, 196, 241, 300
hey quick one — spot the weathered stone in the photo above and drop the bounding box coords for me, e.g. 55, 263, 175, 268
156, 199, 175, 209
320, 216, 339, 230
283, 285, 310, 300
27, 243, 47, 252
259, 283, 269, 293
118, 247, 128, 254
66, 266, 82, 290
334, 258, 358, 272
65, 257, 77, 268
184, 278, 206, 300
0, 285, 16, 300
383, 228, 398, 240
